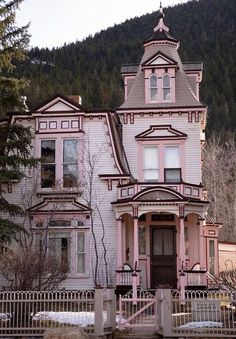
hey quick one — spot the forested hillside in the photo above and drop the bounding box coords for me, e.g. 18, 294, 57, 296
14, 0, 236, 134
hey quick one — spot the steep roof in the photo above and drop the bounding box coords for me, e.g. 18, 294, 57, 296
119, 5, 205, 110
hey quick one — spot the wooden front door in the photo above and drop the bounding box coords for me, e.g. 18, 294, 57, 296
150, 226, 177, 288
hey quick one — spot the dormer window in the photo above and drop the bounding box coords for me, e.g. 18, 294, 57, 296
163, 74, 171, 101
149, 74, 158, 101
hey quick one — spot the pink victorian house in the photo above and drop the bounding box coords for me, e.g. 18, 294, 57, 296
5, 6, 219, 291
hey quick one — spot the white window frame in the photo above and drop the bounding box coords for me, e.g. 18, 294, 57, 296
149, 74, 158, 102
162, 74, 171, 101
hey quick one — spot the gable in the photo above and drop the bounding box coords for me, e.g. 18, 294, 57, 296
135, 125, 187, 140
141, 51, 177, 68
30, 197, 90, 213
35, 95, 82, 113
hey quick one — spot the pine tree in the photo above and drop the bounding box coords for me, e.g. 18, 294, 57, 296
0, 0, 37, 245
0, 0, 29, 116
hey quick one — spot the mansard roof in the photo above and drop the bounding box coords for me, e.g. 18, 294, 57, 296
119, 5, 205, 111
144, 29, 178, 45
120, 44, 204, 110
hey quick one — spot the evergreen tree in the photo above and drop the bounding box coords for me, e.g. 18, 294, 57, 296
0, 0, 37, 245
0, 0, 29, 116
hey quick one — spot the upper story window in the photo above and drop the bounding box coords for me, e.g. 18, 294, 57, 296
143, 146, 159, 181
164, 146, 181, 182
142, 144, 182, 183
149, 74, 158, 101
63, 139, 78, 187
40, 138, 78, 188
41, 140, 56, 188
163, 74, 171, 101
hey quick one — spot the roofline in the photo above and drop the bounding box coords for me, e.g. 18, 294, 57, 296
117, 105, 207, 112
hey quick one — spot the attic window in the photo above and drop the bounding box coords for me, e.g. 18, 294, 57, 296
149, 74, 158, 101
163, 74, 171, 101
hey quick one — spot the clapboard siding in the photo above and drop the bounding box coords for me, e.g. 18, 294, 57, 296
122, 114, 202, 184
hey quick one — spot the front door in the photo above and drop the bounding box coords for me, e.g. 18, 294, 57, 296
150, 226, 177, 288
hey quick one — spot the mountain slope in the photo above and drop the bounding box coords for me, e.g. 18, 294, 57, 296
15, 0, 236, 134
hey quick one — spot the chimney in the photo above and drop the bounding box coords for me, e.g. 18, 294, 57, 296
69, 95, 82, 105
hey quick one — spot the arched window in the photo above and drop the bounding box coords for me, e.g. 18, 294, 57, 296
163, 74, 171, 101
149, 74, 158, 101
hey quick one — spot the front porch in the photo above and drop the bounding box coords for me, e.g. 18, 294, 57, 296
112, 185, 218, 293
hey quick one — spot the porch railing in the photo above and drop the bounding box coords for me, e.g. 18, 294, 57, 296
118, 182, 204, 201
184, 268, 207, 288
0, 288, 116, 337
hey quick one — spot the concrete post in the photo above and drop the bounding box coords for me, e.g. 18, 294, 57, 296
157, 289, 173, 338
94, 287, 104, 336
106, 288, 116, 330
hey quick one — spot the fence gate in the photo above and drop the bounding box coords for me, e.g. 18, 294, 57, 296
118, 288, 158, 330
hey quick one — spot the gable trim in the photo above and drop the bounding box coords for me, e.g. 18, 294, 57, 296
33, 94, 83, 113
141, 51, 177, 68
135, 124, 187, 140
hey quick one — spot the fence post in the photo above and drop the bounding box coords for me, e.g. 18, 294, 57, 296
106, 288, 116, 330
157, 289, 172, 337
94, 287, 104, 336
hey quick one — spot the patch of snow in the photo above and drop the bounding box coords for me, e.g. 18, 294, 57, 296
179, 321, 223, 328
33, 311, 126, 327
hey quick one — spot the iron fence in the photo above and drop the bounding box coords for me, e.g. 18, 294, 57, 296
0, 288, 116, 337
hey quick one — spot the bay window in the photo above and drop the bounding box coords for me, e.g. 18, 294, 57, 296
34, 223, 89, 277
49, 233, 70, 272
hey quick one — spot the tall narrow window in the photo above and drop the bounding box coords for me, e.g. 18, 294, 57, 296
164, 146, 181, 182
149, 74, 158, 101
163, 74, 170, 101
49, 233, 70, 273
63, 139, 78, 187
143, 146, 159, 181
209, 240, 215, 275
77, 233, 85, 274
41, 140, 56, 188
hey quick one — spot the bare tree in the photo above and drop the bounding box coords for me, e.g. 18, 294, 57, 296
0, 169, 67, 291
202, 133, 236, 241
79, 138, 112, 287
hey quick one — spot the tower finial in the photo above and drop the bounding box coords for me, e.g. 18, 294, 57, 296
154, 2, 169, 33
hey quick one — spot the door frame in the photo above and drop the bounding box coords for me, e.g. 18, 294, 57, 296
150, 225, 177, 288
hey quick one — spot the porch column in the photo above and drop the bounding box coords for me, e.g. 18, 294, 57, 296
199, 218, 206, 269
179, 217, 185, 266
133, 217, 140, 300
179, 216, 186, 300
117, 218, 123, 270
133, 217, 139, 270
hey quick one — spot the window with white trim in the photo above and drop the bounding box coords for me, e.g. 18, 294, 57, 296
142, 144, 182, 183
149, 74, 158, 101
34, 219, 89, 277
143, 146, 159, 181
164, 146, 181, 182
63, 139, 78, 187
163, 74, 171, 101
77, 232, 86, 274
40, 138, 78, 188
41, 140, 56, 188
